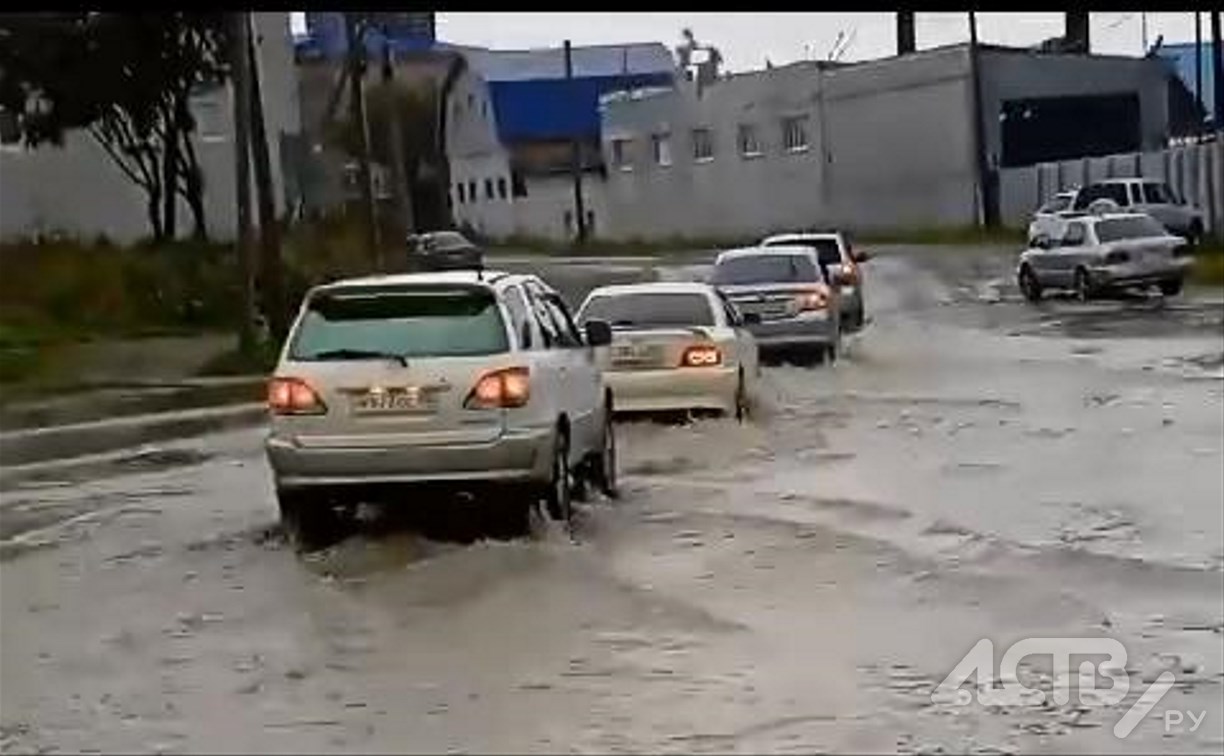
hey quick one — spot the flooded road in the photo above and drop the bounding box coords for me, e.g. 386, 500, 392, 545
2, 247, 1222, 754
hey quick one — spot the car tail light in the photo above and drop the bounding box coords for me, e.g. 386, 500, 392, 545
465, 367, 530, 409
841, 261, 861, 285
681, 345, 722, 367
268, 377, 327, 415
795, 285, 831, 311
1105, 250, 1130, 265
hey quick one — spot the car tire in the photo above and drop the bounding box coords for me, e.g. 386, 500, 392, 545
591, 406, 619, 499
826, 336, 839, 365
733, 370, 749, 423
277, 488, 342, 551
1159, 278, 1184, 297
542, 427, 574, 523
1018, 265, 1043, 303
1074, 268, 1094, 303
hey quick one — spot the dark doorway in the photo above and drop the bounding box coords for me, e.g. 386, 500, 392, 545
999, 93, 1141, 167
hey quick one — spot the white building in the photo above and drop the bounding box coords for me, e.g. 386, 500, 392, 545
442, 42, 675, 241
0, 13, 303, 244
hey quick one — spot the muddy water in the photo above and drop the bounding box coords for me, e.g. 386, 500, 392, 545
2, 248, 1222, 754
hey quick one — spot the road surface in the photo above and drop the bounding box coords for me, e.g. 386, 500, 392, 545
2, 246, 1222, 754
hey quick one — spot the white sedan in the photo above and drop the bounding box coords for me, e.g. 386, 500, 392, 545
576, 282, 760, 420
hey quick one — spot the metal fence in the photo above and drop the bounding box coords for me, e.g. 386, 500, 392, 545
1000, 135, 1224, 235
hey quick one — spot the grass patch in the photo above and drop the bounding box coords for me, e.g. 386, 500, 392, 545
197, 342, 280, 377
1190, 243, 1224, 287
855, 225, 1026, 246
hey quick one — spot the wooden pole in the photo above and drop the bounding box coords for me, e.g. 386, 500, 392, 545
382, 27, 414, 245
229, 12, 257, 356
345, 13, 380, 265
1196, 12, 1205, 137
968, 13, 996, 227
246, 16, 288, 343
564, 40, 588, 244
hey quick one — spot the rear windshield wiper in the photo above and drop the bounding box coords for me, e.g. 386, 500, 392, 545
299, 348, 408, 367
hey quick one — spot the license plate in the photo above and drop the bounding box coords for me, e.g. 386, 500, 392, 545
612, 343, 664, 367
351, 387, 431, 414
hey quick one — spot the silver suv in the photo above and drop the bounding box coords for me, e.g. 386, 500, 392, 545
265, 270, 618, 547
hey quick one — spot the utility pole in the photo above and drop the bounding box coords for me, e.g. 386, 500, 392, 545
1212, 12, 1223, 132
246, 17, 288, 343
345, 13, 380, 266
968, 12, 996, 227
564, 40, 588, 245
229, 11, 257, 356
381, 23, 414, 247
1196, 12, 1205, 137
1141, 13, 1149, 55
896, 12, 916, 56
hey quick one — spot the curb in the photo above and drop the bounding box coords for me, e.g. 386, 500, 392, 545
0, 402, 268, 469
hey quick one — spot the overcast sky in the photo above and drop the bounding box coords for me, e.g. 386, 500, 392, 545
291, 13, 1205, 72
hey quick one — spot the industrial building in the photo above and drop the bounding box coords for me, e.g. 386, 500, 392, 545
596, 42, 1176, 240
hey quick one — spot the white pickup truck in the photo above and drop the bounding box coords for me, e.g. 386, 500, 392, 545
1028, 179, 1205, 246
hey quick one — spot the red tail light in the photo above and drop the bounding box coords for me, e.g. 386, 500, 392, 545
842, 260, 861, 285
681, 345, 722, 367
465, 367, 531, 409
795, 284, 831, 311
268, 377, 327, 415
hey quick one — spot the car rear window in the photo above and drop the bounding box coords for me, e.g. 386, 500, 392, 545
290, 286, 508, 360
579, 292, 715, 329
1094, 216, 1168, 243
712, 254, 822, 286
766, 238, 842, 266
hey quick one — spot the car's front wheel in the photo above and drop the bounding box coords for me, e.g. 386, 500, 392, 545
590, 406, 619, 499
1159, 277, 1184, 297
1018, 265, 1043, 303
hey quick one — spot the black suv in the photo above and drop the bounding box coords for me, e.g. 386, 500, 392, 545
407, 231, 484, 272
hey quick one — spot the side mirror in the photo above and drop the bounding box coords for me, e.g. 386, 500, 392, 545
852, 249, 871, 263
742, 311, 762, 326
584, 319, 613, 347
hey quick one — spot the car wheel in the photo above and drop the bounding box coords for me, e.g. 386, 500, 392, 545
542, 428, 573, 523
1018, 265, 1043, 303
826, 336, 839, 365
734, 371, 749, 423
1074, 268, 1093, 303
591, 406, 619, 499
1159, 278, 1184, 297
277, 488, 343, 551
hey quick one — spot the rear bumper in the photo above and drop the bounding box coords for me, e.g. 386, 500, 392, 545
1089, 260, 1190, 288
606, 366, 738, 414
265, 425, 554, 489
746, 313, 837, 349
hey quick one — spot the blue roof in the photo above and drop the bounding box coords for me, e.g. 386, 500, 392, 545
450, 42, 677, 144
488, 74, 674, 142
1156, 43, 1215, 121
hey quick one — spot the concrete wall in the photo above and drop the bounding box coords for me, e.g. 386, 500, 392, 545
599, 47, 977, 240
0, 13, 301, 243
999, 139, 1224, 233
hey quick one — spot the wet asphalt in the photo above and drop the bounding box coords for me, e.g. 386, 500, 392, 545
1, 245, 1222, 754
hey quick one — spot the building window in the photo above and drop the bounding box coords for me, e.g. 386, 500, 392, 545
692, 127, 714, 162
651, 133, 672, 167
485, 178, 494, 199
456, 182, 466, 204
782, 115, 809, 153
738, 124, 762, 158
468, 180, 477, 203
497, 177, 508, 200
610, 138, 633, 171
511, 170, 528, 197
